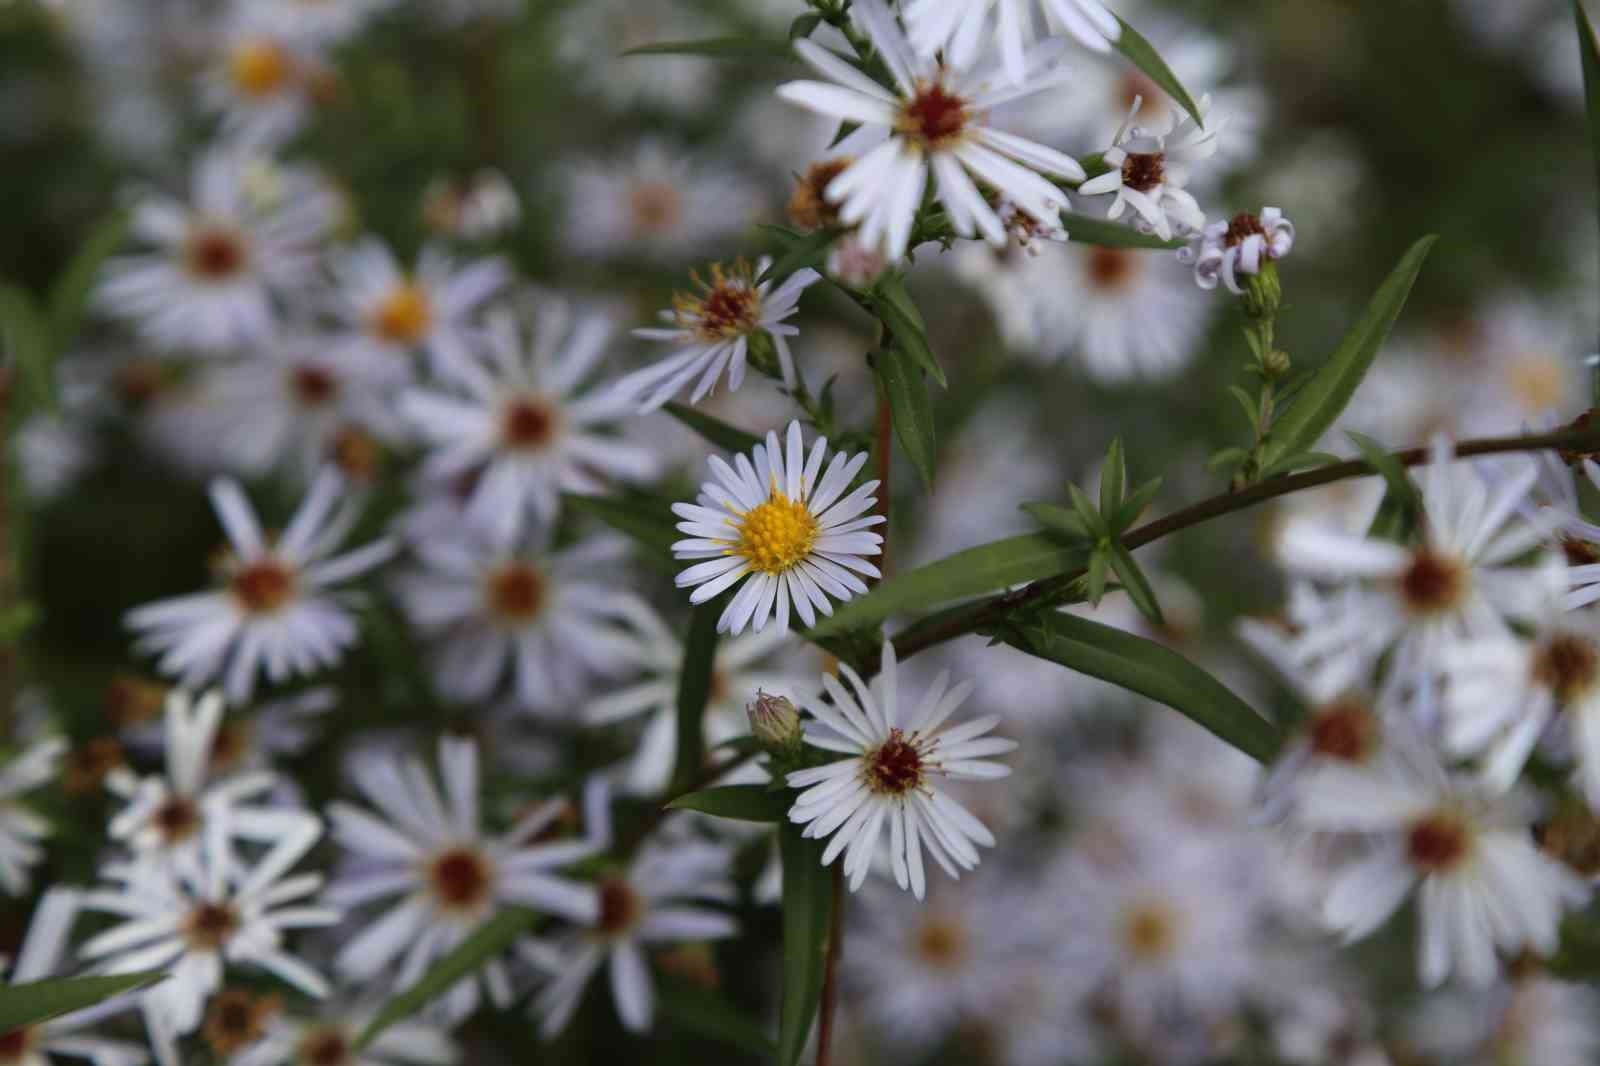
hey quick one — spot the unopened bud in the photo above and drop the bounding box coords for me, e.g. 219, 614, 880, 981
1242, 260, 1281, 319
748, 691, 802, 752
1262, 348, 1291, 379
746, 329, 782, 380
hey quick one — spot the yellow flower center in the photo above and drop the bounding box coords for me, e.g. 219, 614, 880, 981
229, 39, 291, 98
371, 283, 433, 345
734, 489, 818, 574
1119, 899, 1182, 962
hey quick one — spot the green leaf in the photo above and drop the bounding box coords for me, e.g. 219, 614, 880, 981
1259, 450, 1341, 478
788, 12, 823, 40
49, 210, 127, 350
359, 908, 539, 1047
1112, 15, 1206, 129
1262, 236, 1437, 462
1099, 438, 1126, 516
874, 345, 937, 487
1062, 213, 1186, 250
663, 402, 763, 454
1001, 611, 1280, 762
1067, 483, 1109, 539
0, 284, 54, 417
1577, 0, 1600, 404
671, 603, 722, 793
622, 37, 794, 60
668, 784, 790, 823
0, 601, 40, 644
868, 275, 945, 388
804, 534, 1090, 640
1106, 542, 1164, 626
776, 824, 833, 1066
658, 980, 775, 1057
1347, 430, 1421, 542
0, 972, 166, 1033
758, 226, 836, 288
563, 492, 679, 570
1085, 547, 1109, 605
1110, 476, 1163, 533
1021, 501, 1092, 541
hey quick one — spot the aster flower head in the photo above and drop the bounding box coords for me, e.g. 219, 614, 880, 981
672, 420, 883, 636
902, 0, 1121, 84
228, 1000, 456, 1066
1193, 206, 1296, 293
125, 470, 396, 705
402, 301, 656, 544
1078, 95, 1219, 241
785, 643, 1017, 899
620, 259, 819, 412
775, 0, 1086, 262
200, 16, 326, 148
0, 737, 66, 896
1294, 753, 1590, 987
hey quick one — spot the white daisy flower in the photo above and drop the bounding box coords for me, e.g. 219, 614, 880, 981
393, 528, 643, 711
519, 829, 737, 1037
1271, 439, 1552, 725
902, 0, 1120, 84
1078, 95, 1218, 240
105, 688, 318, 880
422, 169, 522, 242
1439, 562, 1600, 796
125, 470, 396, 705
0, 737, 65, 898
1528, 451, 1600, 608
401, 302, 656, 544
775, 0, 1086, 261
257, 0, 398, 47
229, 1000, 456, 1066
96, 149, 328, 353
1294, 754, 1590, 987
618, 259, 819, 411
1192, 207, 1295, 293
80, 813, 337, 1039
330, 238, 510, 381
327, 738, 604, 1024
16, 414, 95, 504
672, 420, 883, 636
785, 643, 1016, 898
199, 16, 326, 149
3, 888, 151, 1066
199, 328, 407, 481
1411, 976, 1600, 1066
581, 600, 816, 795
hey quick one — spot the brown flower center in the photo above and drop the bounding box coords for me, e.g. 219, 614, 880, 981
1407, 813, 1472, 873
1533, 633, 1599, 704
1563, 534, 1600, 567
1398, 549, 1466, 615
597, 877, 642, 936
371, 283, 433, 345
914, 918, 969, 970
184, 902, 242, 950
204, 988, 280, 1056
1224, 212, 1266, 247
900, 82, 970, 148
229, 39, 291, 97
0, 1027, 38, 1064
427, 847, 495, 911
629, 181, 683, 236
1086, 246, 1136, 290
484, 564, 544, 624
1307, 698, 1378, 763
866, 729, 924, 795
106, 674, 168, 727
289, 365, 339, 408
1120, 152, 1165, 193
499, 396, 558, 451
787, 159, 852, 232
330, 426, 383, 482
296, 1026, 353, 1066
184, 226, 248, 281
153, 794, 202, 844
63, 737, 127, 796
231, 559, 298, 614
1119, 899, 1181, 962
677, 263, 762, 342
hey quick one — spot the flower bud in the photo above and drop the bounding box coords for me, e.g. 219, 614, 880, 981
747, 691, 802, 753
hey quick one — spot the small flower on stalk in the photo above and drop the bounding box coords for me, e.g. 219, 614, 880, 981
0, 738, 66, 896
826, 236, 893, 288
785, 644, 1016, 899
619, 259, 819, 411
748, 691, 804, 755
1078, 95, 1217, 241
1192, 207, 1295, 294
672, 421, 882, 636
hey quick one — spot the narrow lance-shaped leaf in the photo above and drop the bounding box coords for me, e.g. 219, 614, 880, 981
563, 492, 680, 571
1262, 236, 1437, 464
1000, 611, 1281, 762
1105, 542, 1164, 626
1347, 430, 1421, 543
1099, 438, 1126, 516
1021, 501, 1092, 541
869, 275, 946, 388
874, 346, 937, 487
1112, 16, 1206, 128
775, 824, 833, 1066
1062, 213, 1186, 250
49, 210, 127, 351
664, 402, 763, 453
671, 602, 722, 793
757, 226, 836, 288
667, 784, 790, 823
0, 285, 54, 417
622, 37, 794, 60
0, 972, 167, 1034
358, 908, 540, 1047
1575, 0, 1600, 403
804, 533, 1089, 640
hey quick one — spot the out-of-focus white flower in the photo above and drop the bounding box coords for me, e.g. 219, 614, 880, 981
198, 15, 327, 148
394, 528, 643, 711
554, 0, 715, 113
0, 737, 66, 896
253, 0, 397, 46
3, 888, 151, 1066
1294, 754, 1589, 987
826, 236, 893, 289
97, 149, 328, 353
402, 303, 654, 543
520, 827, 737, 1037
329, 238, 509, 381
1410, 976, 1600, 1066
1270, 439, 1551, 725
562, 142, 763, 261
1454, 296, 1586, 437
582, 602, 815, 794
230, 1000, 456, 1066
1078, 96, 1216, 240
903, 0, 1120, 85
81, 816, 337, 1042
16, 413, 95, 503
422, 169, 522, 241
327, 739, 604, 1023
786, 643, 1015, 898
1192, 207, 1294, 293
672, 420, 882, 636
620, 259, 818, 410
125, 471, 395, 705
776, 0, 1084, 261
